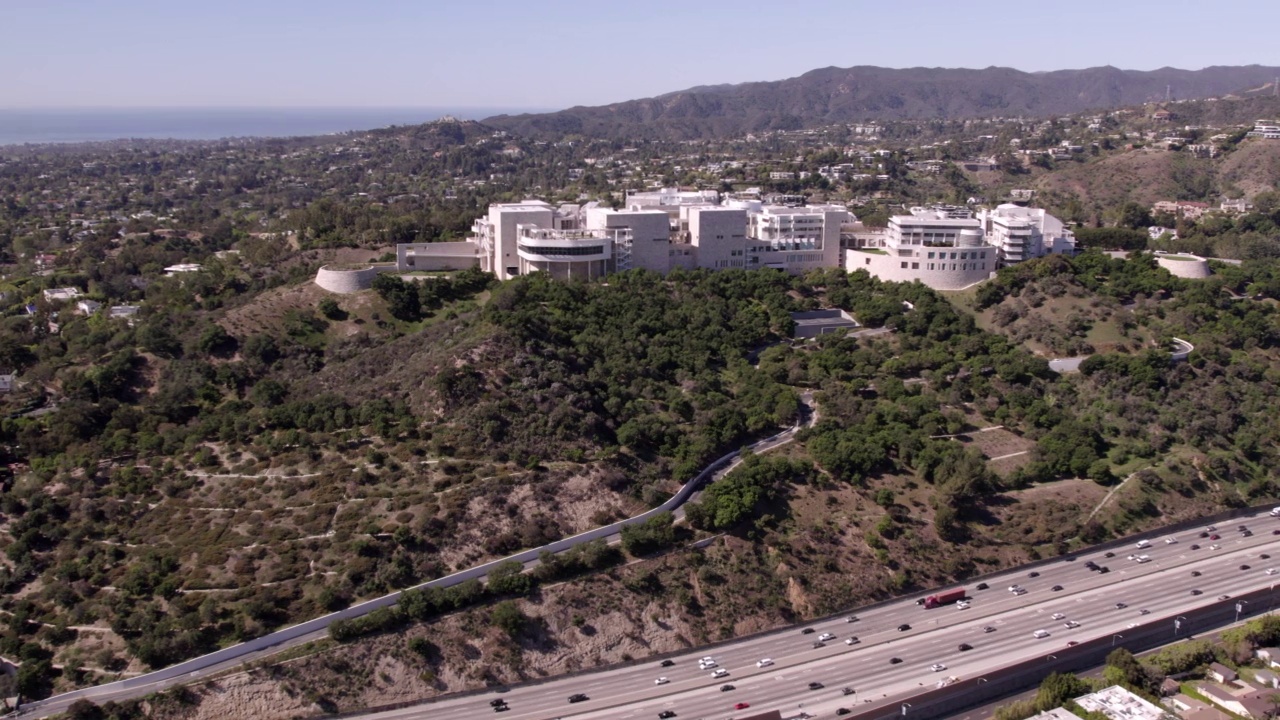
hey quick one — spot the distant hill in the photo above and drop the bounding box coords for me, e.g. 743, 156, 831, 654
484, 65, 1280, 140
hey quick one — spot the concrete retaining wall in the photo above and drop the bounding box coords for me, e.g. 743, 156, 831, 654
314, 264, 398, 294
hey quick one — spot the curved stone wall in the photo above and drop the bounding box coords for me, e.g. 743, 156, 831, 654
314, 264, 397, 294
1157, 254, 1211, 279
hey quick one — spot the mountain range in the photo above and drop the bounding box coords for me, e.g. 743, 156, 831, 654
483, 64, 1280, 140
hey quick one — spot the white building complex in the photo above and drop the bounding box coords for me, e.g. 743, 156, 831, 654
316, 189, 1074, 293
844, 203, 1076, 290
387, 189, 848, 282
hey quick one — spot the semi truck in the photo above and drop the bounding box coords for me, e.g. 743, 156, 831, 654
923, 588, 966, 608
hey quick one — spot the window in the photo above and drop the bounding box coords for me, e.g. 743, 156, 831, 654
960, 252, 967, 260
911, 262, 919, 269
927, 252, 935, 259
928, 263, 934, 270
865, 258, 871, 265
901, 262, 908, 269
950, 252, 957, 260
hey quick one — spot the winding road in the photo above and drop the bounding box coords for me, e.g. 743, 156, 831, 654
10, 393, 818, 718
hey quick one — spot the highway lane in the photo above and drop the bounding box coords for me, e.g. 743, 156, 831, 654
11, 397, 818, 719
351, 510, 1280, 720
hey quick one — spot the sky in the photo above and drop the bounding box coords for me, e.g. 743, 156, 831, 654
4, 0, 1279, 111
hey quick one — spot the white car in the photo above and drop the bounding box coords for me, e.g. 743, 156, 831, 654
819, 632, 835, 642
1135, 555, 1151, 564
1008, 584, 1022, 593
955, 601, 971, 610
655, 677, 669, 685
845, 637, 860, 645
1033, 629, 1050, 639
756, 658, 774, 668
1210, 544, 1221, 550
1267, 569, 1278, 576
1165, 537, 1178, 544
930, 663, 947, 672
1012, 587, 1028, 596
711, 668, 729, 678
699, 659, 717, 669
1136, 539, 1151, 549
1064, 620, 1080, 629
1051, 613, 1065, 620
1127, 622, 1139, 629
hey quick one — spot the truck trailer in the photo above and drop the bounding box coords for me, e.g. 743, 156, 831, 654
923, 588, 966, 608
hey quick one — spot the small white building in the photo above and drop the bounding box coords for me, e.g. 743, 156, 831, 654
75, 300, 102, 315
42, 287, 82, 302
164, 263, 203, 276
1075, 685, 1176, 720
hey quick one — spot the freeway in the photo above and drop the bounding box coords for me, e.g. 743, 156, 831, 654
350, 508, 1280, 720
10, 396, 816, 718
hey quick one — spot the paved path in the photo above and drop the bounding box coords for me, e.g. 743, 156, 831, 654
10, 393, 817, 718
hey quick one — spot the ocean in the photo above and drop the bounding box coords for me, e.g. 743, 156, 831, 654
0, 107, 543, 147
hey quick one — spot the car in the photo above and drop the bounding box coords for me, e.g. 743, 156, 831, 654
1165, 537, 1178, 544
1273, 529, 1280, 536
845, 636, 860, 645
1262, 554, 1272, 560
956, 601, 971, 610
1219, 593, 1231, 600
1140, 609, 1150, 615
975, 582, 989, 590
1244, 530, 1254, 537
658, 711, 677, 719
958, 643, 973, 652
1199, 531, 1210, 538
1029, 571, 1040, 578
889, 657, 903, 664
1192, 570, 1202, 577
837, 709, 852, 716
1210, 544, 1221, 550
1013, 587, 1028, 595
808, 682, 824, 690
802, 628, 815, 634
1190, 544, 1201, 550
1067, 641, 1079, 647
930, 663, 947, 672
812, 641, 825, 649
734, 702, 751, 710
490, 700, 508, 707
719, 684, 735, 692
845, 615, 859, 623
1241, 564, 1252, 570
1127, 622, 1139, 629
756, 658, 774, 668
1127, 554, 1138, 561
569, 694, 589, 703
1064, 620, 1081, 629
1084, 561, 1098, 569
661, 659, 675, 667
1065, 556, 1077, 562
984, 626, 997, 633
699, 660, 718, 669
915, 598, 926, 605
1239, 525, 1248, 531
1098, 566, 1110, 573
1052, 585, 1064, 592
655, 677, 670, 685
1115, 602, 1127, 609
843, 687, 856, 696
1008, 584, 1022, 592
1051, 613, 1066, 620
494, 706, 509, 713
1268, 569, 1278, 576
819, 632, 835, 641
1105, 551, 1116, 558
712, 668, 729, 678
1210, 534, 1221, 540
1191, 589, 1203, 596
1207, 525, 1217, 532
898, 624, 911, 632
1033, 629, 1050, 639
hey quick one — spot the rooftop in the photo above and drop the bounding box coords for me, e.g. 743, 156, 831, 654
1075, 685, 1173, 720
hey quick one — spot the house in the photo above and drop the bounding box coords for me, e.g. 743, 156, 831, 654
1160, 678, 1182, 696
1252, 669, 1279, 689
1255, 647, 1280, 668
42, 287, 82, 302
163, 263, 202, 276
1149, 226, 1178, 241
1028, 709, 1080, 720
75, 300, 102, 316
1196, 683, 1276, 719
109, 305, 140, 322
0, 375, 14, 394
1165, 694, 1234, 720
1152, 109, 1176, 122
1207, 663, 1238, 683
1220, 198, 1252, 214
1075, 685, 1174, 720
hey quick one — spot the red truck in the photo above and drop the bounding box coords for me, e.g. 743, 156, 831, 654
923, 588, 966, 609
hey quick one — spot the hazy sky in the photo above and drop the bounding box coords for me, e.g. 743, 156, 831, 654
4, 0, 1278, 110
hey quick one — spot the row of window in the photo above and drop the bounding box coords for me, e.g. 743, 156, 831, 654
898, 261, 987, 271
518, 244, 605, 257
926, 251, 986, 260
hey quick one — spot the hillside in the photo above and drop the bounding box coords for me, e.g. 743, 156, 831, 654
484, 65, 1280, 140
